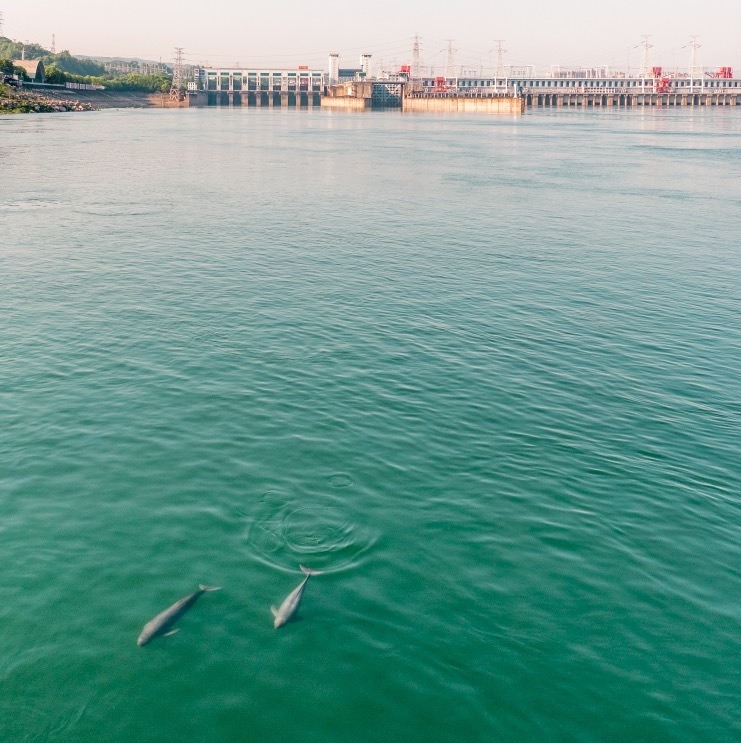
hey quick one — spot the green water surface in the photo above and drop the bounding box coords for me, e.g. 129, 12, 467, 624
1, 107, 739, 742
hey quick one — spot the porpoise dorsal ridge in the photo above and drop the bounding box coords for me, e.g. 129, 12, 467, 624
272, 566, 323, 628
137, 584, 221, 647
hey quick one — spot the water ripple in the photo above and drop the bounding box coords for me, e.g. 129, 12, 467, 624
245, 489, 379, 574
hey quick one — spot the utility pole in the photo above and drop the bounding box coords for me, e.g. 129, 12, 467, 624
170, 46, 184, 101
492, 40, 507, 77
638, 34, 653, 77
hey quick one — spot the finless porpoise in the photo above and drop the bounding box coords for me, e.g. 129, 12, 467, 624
137, 585, 221, 646
271, 565, 323, 628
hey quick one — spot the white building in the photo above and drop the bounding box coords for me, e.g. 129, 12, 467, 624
195, 67, 324, 93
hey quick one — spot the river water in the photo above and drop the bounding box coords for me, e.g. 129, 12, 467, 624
1, 107, 739, 742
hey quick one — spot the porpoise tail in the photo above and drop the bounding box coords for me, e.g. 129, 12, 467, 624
199, 585, 221, 592
299, 565, 324, 576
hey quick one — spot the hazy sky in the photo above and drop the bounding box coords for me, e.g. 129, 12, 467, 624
2, 0, 740, 73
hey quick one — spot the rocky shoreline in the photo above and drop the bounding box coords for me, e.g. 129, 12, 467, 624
0, 84, 95, 114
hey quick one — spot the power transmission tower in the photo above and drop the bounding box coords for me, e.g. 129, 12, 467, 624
637, 34, 653, 76
0, 12, 4, 37
170, 47, 184, 101
492, 39, 507, 77
445, 39, 456, 79
51, 33, 56, 54
411, 33, 421, 81
686, 35, 701, 77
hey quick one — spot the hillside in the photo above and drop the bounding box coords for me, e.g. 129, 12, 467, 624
0, 37, 108, 76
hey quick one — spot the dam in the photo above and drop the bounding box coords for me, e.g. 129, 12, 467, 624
189, 64, 741, 111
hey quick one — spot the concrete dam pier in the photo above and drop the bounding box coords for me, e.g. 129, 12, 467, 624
404, 94, 524, 114
322, 81, 524, 113
191, 91, 322, 108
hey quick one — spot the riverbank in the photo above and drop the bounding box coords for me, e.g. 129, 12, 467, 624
29, 86, 188, 109
0, 85, 189, 114
0, 84, 96, 113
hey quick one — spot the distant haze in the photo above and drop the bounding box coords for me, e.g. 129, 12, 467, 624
2, 0, 740, 73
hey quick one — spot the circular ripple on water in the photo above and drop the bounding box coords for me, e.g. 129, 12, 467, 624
246, 491, 377, 573
328, 473, 353, 489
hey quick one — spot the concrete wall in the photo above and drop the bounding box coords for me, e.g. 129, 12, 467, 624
321, 96, 371, 110
325, 81, 374, 99
403, 96, 524, 114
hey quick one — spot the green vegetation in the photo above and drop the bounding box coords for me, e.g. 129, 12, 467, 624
0, 36, 172, 92
44, 64, 66, 85
0, 38, 104, 75
87, 73, 171, 92
0, 37, 47, 60
45, 50, 107, 77
44, 70, 171, 92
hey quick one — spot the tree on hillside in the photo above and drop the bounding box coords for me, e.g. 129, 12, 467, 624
0, 37, 49, 60
1, 37, 170, 92
95, 72, 171, 92
44, 50, 106, 76
0, 38, 105, 76
44, 63, 67, 85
